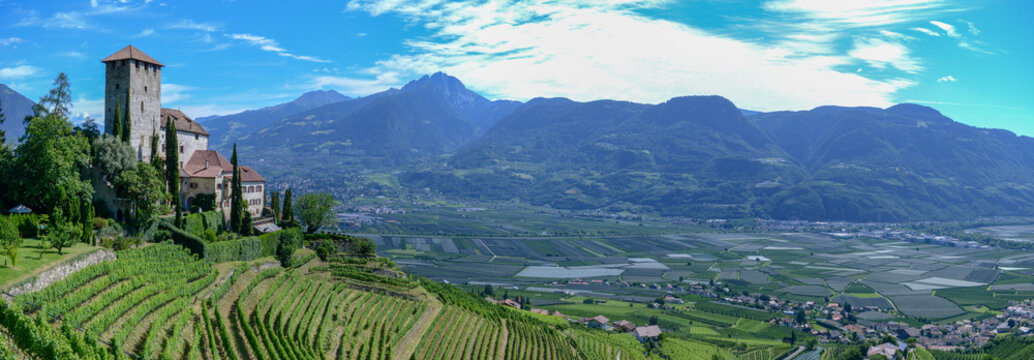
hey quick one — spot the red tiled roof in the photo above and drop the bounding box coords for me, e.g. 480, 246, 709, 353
160, 108, 209, 136
634, 325, 662, 338
101, 45, 164, 66
183, 150, 231, 178
238, 166, 265, 183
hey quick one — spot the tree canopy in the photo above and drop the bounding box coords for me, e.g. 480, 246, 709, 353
94, 134, 136, 181
294, 192, 337, 234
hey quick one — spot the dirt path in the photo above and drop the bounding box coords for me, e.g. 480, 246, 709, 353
393, 290, 443, 360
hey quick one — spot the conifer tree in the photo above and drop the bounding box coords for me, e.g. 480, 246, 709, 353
113, 100, 123, 140
149, 128, 162, 170
281, 188, 294, 227
271, 191, 281, 225
0, 97, 6, 143
164, 118, 181, 226
121, 91, 131, 143
229, 144, 242, 233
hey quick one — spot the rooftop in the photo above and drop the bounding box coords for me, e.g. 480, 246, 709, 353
160, 108, 209, 136
101, 45, 164, 67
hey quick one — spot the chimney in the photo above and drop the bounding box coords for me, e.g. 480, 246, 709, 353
205, 160, 209, 170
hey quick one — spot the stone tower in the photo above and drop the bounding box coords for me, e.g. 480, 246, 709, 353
102, 45, 163, 161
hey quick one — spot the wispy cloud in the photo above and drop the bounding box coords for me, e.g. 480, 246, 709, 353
0, 65, 41, 80
963, 20, 981, 35
0, 37, 23, 47
929, 20, 960, 38
344, 0, 916, 110
72, 96, 104, 121
161, 83, 194, 103
136, 28, 155, 37
762, 0, 950, 28
58, 50, 86, 59
937, 75, 956, 82
167, 19, 220, 32
911, 27, 941, 37
309, 72, 404, 96
849, 38, 922, 73
228, 33, 331, 63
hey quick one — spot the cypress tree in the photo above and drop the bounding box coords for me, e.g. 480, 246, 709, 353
271, 191, 280, 225
281, 188, 293, 227
0, 98, 6, 143
113, 99, 123, 140
229, 144, 241, 233
164, 119, 181, 226
122, 91, 131, 143
150, 128, 161, 169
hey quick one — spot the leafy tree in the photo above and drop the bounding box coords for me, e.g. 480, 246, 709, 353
240, 211, 253, 236
149, 128, 161, 169
648, 315, 659, 325
795, 310, 806, 324
840, 347, 863, 360
316, 240, 335, 261
93, 134, 136, 181
355, 238, 375, 257
281, 188, 294, 227
121, 91, 131, 143
47, 222, 80, 255
229, 144, 242, 233
114, 163, 166, 223
74, 118, 101, 146
80, 199, 93, 245
275, 229, 301, 267
805, 338, 817, 351
11, 88, 92, 213
0, 216, 21, 266
294, 192, 337, 234
163, 118, 180, 225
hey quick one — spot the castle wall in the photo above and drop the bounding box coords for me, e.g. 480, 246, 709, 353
242, 182, 265, 217
158, 131, 209, 169
104, 59, 161, 161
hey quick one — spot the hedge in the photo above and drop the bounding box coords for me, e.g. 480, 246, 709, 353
183, 211, 225, 238
3, 214, 40, 238
160, 220, 302, 263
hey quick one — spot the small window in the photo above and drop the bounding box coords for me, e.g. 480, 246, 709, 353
217, 184, 221, 190
135, 61, 139, 70
195, 134, 199, 140
144, 86, 147, 93
115, 84, 120, 90
141, 101, 144, 112
180, 146, 184, 153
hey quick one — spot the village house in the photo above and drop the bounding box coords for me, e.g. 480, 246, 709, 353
634, 325, 662, 342
98, 45, 266, 222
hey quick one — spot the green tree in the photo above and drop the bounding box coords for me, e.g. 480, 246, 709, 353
275, 230, 301, 267
0, 97, 7, 143
0, 216, 21, 266
355, 238, 375, 257
47, 222, 80, 255
30, 73, 72, 122
80, 199, 94, 245
149, 128, 162, 170
270, 191, 280, 225
163, 118, 181, 226
112, 99, 123, 140
294, 192, 337, 234
11, 87, 92, 213
93, 134, 136, 181
115, 163, 167, 223
240, 211, 253, 236
121, 91, 131, 143
840, 347, 863, 360
229, 144, 242, 233
281, 188, 294, 227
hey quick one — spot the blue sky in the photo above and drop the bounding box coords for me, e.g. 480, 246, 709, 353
0, 0, 1031, 135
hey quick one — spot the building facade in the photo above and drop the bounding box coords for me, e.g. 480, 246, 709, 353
101, 45, 266, 221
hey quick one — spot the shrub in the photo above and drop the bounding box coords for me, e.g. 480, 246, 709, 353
92, 217, 108, 230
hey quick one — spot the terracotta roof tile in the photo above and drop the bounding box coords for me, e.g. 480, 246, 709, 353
101, 45, 164, 66
183, 150, 230, 178
238, 166, 265, 182
160, 108, 209, 136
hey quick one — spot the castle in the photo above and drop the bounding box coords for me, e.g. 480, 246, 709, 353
101, 45, 266, 219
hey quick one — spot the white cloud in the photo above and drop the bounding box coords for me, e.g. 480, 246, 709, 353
762, 0, 948, 27
343, 0, 915, 111
58, 50, 86, 59
0, 65, 40, 80
309, 72, 404, 96
168, 19, 219, 32
963, 20, 980, 35
929, 20, 960, 38
937, 75, 956, 82
161, 83, 194, 103
136, 28, 155, 37
911, 27, 940, 37
0, 37, 23, 46
228, 33, 330, 63
849, 38, 922, 73
71, 96, 104, 121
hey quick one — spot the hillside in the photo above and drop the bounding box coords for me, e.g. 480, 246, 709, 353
0, 83, 35, 144
406, 95, 805, 218
197, 90, 351, 153
231, 73, 520, 185
750, 105, 1034, 221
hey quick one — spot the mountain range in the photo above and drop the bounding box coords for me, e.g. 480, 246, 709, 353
0, 83, 35, 144
6, 74, 1033, 222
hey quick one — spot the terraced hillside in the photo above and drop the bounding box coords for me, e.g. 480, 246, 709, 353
3, 241, 768, 360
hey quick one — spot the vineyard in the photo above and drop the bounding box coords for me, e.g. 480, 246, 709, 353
0, 240, 802, 360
